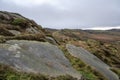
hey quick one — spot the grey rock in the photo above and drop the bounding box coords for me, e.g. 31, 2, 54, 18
8, 30, 21, 35
0, 40, 81, 79
45, 37, 58, 45
66, 44, 119, 80
26, 27, 39, 34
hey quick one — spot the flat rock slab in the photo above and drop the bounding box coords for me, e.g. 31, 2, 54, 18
66, 44, 119, 80
0, 40, 81, 79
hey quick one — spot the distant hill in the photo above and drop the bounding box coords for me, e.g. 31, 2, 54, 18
108, 29, 120, 32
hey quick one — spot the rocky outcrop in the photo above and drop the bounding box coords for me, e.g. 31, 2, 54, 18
66, 44, 119, 80
0, 40, 81, 79
0, 11, 44, 36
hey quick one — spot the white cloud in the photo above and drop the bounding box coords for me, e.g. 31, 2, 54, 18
2, 0, 60, 7
84, 26, 120, 30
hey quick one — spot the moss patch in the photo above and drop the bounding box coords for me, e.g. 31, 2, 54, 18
12, 18, 27, 28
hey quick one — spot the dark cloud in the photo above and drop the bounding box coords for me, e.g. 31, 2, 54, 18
0, 0, 120, 29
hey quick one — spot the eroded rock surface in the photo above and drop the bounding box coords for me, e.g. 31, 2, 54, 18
66, 44, 119, 80
0, 40, 81, 79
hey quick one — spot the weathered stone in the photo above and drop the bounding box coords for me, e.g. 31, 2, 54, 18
8, 30, 21, 35
0, 40, 81, 79
66, 44, 119, 80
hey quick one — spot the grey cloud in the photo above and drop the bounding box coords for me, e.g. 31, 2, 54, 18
0, 0, 120, 29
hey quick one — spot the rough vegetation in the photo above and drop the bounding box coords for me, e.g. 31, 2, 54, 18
110, 68, 120, 77
0, 11, 120, 80
48, 29, 120, 77
0, 64, 78, 80
60, 45, 107, 80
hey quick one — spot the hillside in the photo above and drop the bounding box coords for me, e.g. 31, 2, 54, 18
45, 29, 120, 79
0, 11, 83, 80
46, 28, 120, 65
0, 11, 120, 80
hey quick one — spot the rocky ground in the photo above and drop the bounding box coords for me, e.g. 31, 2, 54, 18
0, 11, 120, 80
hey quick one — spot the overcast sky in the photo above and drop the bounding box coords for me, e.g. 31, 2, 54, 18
0, 0, 120, 29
